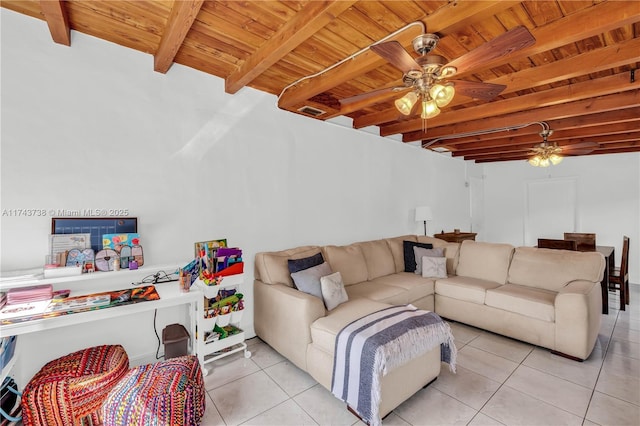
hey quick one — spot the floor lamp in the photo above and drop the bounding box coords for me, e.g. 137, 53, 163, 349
415, 206, 433, 236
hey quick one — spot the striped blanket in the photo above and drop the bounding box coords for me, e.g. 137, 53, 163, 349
331, 305, 456, 426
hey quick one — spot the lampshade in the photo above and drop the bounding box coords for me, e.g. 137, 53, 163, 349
394, 92, 418, 115
415, 206, 433, 222
420, 99, 440, 119
430, 83, 455, 107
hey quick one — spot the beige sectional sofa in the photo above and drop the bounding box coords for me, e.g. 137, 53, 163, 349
253, 234, 605, 417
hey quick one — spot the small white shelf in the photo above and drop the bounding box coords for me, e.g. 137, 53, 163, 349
194, 273, 250, 375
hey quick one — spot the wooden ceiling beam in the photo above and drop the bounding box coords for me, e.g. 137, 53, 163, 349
409, 91, 640, 145
442, 121, 640, 153
154, 0, 204, 73
453, 0, 640, 80
277, 0, 516, 109
353, 38, 640, 128
225, 0, 357, 94
415, 106, 640, 143
452, 131, 640, 158
385, 72, 640, 138
39, 0, 70, 46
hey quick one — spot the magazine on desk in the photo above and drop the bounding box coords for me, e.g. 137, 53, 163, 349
0, 285, 161, 325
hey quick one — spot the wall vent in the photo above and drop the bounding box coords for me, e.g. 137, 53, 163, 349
297, 105, 326, 117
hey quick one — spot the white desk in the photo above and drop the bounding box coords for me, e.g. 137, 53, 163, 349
0, 265, 203, 384
0, 283, 200, 338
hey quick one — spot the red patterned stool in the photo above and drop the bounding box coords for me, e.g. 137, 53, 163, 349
102, 355, 205, 426
21, 344, 129, 426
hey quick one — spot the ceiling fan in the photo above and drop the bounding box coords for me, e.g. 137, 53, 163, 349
528, 129, 598, 167
340, 26, 536, 120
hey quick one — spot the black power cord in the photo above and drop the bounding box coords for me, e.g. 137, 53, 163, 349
132, 269, 179, 286
153, 309, 164, 360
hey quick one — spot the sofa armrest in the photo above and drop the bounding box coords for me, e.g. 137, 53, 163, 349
254, 280, 326, 371
554, 280, 602, 360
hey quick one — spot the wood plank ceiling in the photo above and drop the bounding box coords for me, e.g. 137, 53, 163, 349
4, 0, 639, 163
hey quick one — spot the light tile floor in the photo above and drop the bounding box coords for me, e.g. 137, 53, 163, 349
201, 286, 640, 425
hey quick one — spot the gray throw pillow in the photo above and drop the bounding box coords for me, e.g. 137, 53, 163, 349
290, 262, 332, 299
320, 271, 349, 311
413, 246, 444, 275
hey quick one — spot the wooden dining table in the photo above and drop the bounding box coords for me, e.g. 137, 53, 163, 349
597, 245, 615, 315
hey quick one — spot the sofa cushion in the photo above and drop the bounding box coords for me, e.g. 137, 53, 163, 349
421, 257, 447, 279
288, 252, 324, 274
456, 241, 514, 284
290, 262, 333, 299
356, 239, 396, 280
413, 247, 444, 275
320, 272, 349, 311
442, 243, 460, 275
417, 236, 448, 248
508, 247, 605, 292
345, 281, 409, 305
322, 245, 368, 286
403, 241, 433, 273
310, 299, 392, 354
385, 235, 417, 273
255, 246, 322, 287
485, 284, 557, 322
435, 276, 503, 305
370, 272, 435, 302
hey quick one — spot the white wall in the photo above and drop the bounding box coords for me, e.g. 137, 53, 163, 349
481, 154, 640, 283
0, 10, 472, 382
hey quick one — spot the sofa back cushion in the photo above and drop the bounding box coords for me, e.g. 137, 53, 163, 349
417, 236, 448, 248
356, 239, 396, 280
322, 244, 368, 285
385, 235, 417, 273
456, 240, 515, 284
255, 246, 322, 287
508, 247, 605, 292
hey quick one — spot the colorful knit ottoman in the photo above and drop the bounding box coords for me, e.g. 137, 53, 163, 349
21, 344, 129, 426
102, 355, 205, 426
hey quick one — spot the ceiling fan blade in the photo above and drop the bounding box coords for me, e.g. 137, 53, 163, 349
563, 148, 596, 156
339, 86, 408, 106
451, 80, 506, 101
444, 26, 536, 75
370, 41, 422, 74
562, 142, 598, 155
561, 141, 599, 150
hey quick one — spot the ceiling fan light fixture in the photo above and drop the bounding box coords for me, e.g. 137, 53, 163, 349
528, 156, 541, 167
430, 83, 455, 107
549, 153, 563, 165
395, 91, 418, 115
420, 98, 440, 119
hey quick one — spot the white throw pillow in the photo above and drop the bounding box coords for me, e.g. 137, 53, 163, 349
421, 256, 447, 278
320, 271, 349, 311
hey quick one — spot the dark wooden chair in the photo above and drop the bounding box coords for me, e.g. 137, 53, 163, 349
538, 238, 578, 250
564, 232, 596, 252
609, 236, 630, 311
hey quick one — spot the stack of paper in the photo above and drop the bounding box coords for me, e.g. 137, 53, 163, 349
6, 284, 53, 304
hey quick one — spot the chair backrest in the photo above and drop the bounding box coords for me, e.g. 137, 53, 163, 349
564, 232, 596, 252
538, 238, 578, 251
621, 236, 630, 277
